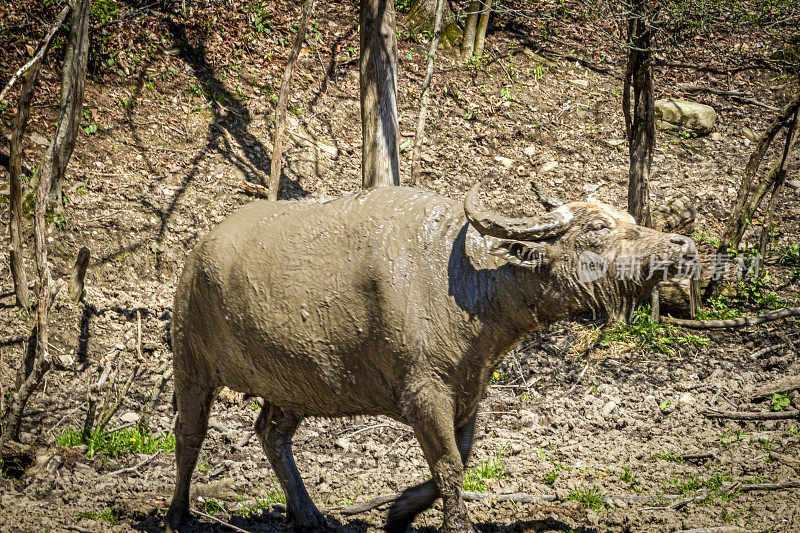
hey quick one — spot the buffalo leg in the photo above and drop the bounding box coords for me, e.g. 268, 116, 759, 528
165, 381, 216, 532
256, 404, 323, 528
385, 412, 477, 533
399, 396, 472, 533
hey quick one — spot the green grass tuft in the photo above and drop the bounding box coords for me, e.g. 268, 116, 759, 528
567, 486, 605, 510
55, 426, 175, 458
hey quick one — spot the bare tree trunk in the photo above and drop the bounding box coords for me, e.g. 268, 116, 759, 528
460, 0, 480, 60
473, 0, 491, 60
5, 5, 70, 310
410, 0, 445, 185
46, 0, 93, 209
360, 0, 400, 188
8, 70, 39, 311
758, 108, 799, 255
624, 0, 653, 228
0, 0, 91, 444
268, 0, 315, 201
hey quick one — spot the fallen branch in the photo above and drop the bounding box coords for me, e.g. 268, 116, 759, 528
750, 343, 788, 360
189, 508, 252, 533
723, 481, 800, 492
661, 307, 800, 329
0, 4, 72, 105
62, 525, 95, 533
750, 375, 800, 401
559, 363, 589, 397
107, 450, 160, 476
651, 60, 773, 74
700, 408, 799, 421
238, 181, 270, 198
643, 487, 707, 511
674, 527, 751, 533
769, 451, 800, 473
677, 84, 779, 111
681, 452, 715, 462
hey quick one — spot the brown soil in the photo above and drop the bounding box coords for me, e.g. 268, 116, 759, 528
1, 1, 799, 532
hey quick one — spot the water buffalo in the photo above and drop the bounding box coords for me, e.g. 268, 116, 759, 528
165, 184, 695, 532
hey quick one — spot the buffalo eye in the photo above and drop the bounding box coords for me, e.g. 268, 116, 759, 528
590, 220, 610, 232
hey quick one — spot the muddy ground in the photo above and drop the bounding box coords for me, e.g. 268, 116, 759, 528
1, 1, 799, 531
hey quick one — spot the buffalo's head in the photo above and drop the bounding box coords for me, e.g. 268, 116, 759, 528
463, 184, 697, 323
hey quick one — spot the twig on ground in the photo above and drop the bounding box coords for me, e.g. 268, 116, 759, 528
661, 307, 800, 329
190, 508, 252, 533
238, 181, 270, 198
559, 363, 589, 397
643, 487, 707, 511
750, 375, 800, 401
107, 450, 160, 476
700, 409, 798, 421
673, 527, 751, 533
769, 451, 800, 473
676, 84, 779, 111
750, 343, 788, 360
723, 481, 800, 492
236, 431, 254, 449
62, 525, 96, 533
681, 452, 715, 462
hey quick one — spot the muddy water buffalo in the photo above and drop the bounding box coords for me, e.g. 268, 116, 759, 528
165, 184, 695, 532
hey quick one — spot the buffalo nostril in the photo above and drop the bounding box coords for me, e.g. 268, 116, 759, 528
669, 236, 687, 246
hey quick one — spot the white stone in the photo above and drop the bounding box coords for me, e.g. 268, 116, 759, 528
494, 156, 514, 168
523, 145, 537, 158
601, 400, 618, 417
540, 161, 558, 173
655, 98, 716, 134
678, 392, 696, 406
120, 412, 140, 423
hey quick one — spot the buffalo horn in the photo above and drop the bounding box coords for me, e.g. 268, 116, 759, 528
463, 183, 570, 241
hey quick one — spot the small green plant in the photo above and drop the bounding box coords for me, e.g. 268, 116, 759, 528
666, 472, 733, 503
55, 426, 175, 458
249, 0, 272, 35
76, 508, 118, 524
544, 469, 558, 484
659, 399, 674, 410
779, 242, 800, 269
600, 306, 708, 355
567, 486, 604, 510
463, 447, 508, 491
203, 498, 225, 515
653, 452, 683, 462
91, 0, 120, 23
690, 230, 721, 247
770, 392, 791, 412
620, 466, 643, 493
46, 211, 67, 229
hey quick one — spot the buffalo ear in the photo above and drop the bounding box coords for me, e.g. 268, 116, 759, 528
490, 240, 549, 268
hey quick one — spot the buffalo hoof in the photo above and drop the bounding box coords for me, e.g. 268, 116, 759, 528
288, 506, 326, 531
384, 512, 414, 533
